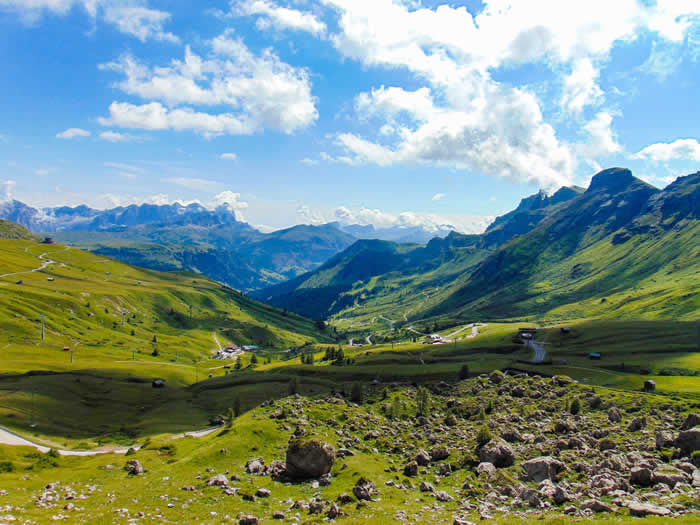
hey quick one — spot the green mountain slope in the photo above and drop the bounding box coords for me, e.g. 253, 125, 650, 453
256, 168, 700, 325
0, 234, 331, 357
0, 219, 41, 241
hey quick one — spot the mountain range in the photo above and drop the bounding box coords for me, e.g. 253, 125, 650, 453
252, 168, 700, 324
0, 199, 458, 291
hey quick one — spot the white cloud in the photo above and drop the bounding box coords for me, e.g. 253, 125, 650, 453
103, 6, 178, 43
0, 180, 16, 202
296, 204, 326, 225
633, 138, 700, 162
317, 0, 700, 187
336, 83, 576, 188
332, 205, 493, 235
237, 0, 326, 36
582, 112, 622, 157
0, 1, 178, 42
56, 127, 91, 139
99, 130, 144, 142
300, 157, 318, 166
220, 153, 238, 161
431, 193, 445, 201
99, 35, 317, 136
560, 59, 604, 114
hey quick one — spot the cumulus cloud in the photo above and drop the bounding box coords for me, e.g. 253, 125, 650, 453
317, 0, 700, 187
236, 0, 326, 36
56, 127, 91, 139
0, 1, 178, 42
98, 35, 317, 136
633, 138, 700, 162
432, 193, 445, 201
220, 153, 238, 161
0, 180, 16, 202
336, 83, 575, 188
332, 205, 493, 235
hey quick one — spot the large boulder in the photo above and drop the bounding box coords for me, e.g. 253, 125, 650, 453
415, 449, 431, 466
681, 413, 700, 430
430, 445, 450, 461
675, 426, 700, 455
627, 417, 646, 432
630, 467, 653, 487
285, 438, 336, 479
352, 477, 376, 501
207, 474, 228, 487
478, 439, 515, 468
403, 461, 419, 477
522, 456, 566, 482
124, 459, 144, 476
628, 502, 671, 517
608, 407, 622, 423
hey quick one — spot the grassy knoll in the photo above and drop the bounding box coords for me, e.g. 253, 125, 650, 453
0, 377, 697, 523
0, 238, 333, 444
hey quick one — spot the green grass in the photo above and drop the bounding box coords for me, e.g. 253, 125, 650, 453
0, 378, 697, 523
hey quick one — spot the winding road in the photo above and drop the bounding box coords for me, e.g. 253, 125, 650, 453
527, 339, 548, 363
0, 249, 66, 278
0, 424, 220, 456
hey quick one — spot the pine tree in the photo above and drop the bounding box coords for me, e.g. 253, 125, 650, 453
250, 354, 258, 364
235, 356, 242, 370
390, 396, 402, 419
458, 364, 469, 380
233, 396, 241, 417
350, 382, 363, 403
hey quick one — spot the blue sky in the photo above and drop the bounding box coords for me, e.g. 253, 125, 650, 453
1, 0, 699, 233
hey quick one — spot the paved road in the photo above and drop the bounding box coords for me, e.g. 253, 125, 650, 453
407, 325, 426, 336
366, 335, 373, 345
213, 331, 223, 352
527, 339, 547, 363
0, 251, 58, 278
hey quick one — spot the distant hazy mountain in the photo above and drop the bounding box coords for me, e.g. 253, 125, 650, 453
0, 199, 359, 291
0, 199, 242, 232
335, 221, 460, 244
254, 168, 700, 322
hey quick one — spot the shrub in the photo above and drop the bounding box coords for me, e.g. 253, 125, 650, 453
158, 444, 177, 457
390, 396, 402, 419
0, 461, 14, 473
416, 386, 431, 417
476, 424, 493, 447
458, 364, 470, 380
570, 398, 582, 415
233, 397, 241, 417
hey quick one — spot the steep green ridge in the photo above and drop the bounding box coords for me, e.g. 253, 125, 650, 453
50, 222, 357, 292
0, 219, 41, 241
255, 169, 700, 326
